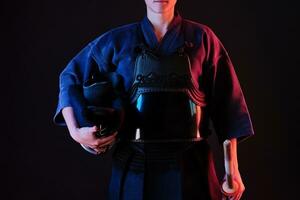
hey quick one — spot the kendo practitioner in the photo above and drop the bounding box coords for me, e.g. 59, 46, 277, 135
53, 0, 255, 199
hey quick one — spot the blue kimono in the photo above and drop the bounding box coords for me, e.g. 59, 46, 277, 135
53, 11, 254, 200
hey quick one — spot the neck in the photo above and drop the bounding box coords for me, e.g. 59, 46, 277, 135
146, 9, 175, 33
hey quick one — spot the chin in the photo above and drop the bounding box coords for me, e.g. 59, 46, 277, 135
150, 6, 173, 14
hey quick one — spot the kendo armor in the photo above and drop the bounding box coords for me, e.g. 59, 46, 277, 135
82, 72, 125, 137
76, 72, 125, 154
127, 44, 207, 142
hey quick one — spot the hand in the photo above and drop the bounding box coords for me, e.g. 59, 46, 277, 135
222, 168, 245, 200
70, 125, 118, 154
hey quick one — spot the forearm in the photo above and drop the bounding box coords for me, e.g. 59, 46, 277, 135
62, 107, 79, 139
229, 138, 239, 170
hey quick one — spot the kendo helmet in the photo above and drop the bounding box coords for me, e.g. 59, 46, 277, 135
82, 72, 125, 138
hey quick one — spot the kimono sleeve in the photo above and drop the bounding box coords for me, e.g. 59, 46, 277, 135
207, 30, 255, 143
53, 34, 111, 126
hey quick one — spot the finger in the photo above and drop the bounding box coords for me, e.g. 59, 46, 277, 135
86, 144, 99, 149
95, 146, 106, 152
97, 132, 118, 142
87, 134, 116, 147
104, 131, 118, 137
81, 143, 98, 151
232, 192, 241, 200
93, 145, 104, 153
233, 194, 239, 200
81, 144, 99, 155
236, 192, 243, 200
88, 137, 116, 149
94, 146, 109, 154
94, 149, 102, 155
222, 195, 227, 200
89, 125, 99, 133
230, 194, 238, 200
96, 137, 117, 148
95, 138, 118, 153
236, 186, 244, 200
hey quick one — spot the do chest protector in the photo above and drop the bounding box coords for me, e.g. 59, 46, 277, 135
127, 45, 207, 142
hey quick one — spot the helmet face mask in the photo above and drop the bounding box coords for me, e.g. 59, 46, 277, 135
86, 106, 122, 137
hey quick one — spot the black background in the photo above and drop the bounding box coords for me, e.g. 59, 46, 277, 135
2, 0, 297, 199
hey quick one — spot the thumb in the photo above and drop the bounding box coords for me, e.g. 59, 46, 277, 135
90, 125, 98, 132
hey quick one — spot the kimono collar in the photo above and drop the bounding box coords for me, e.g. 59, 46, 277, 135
139, 10, 185, 54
